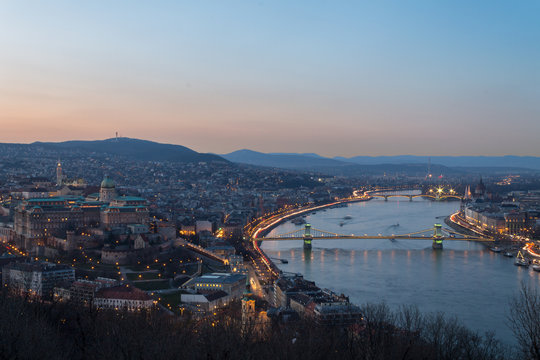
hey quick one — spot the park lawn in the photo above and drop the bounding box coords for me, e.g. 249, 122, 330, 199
157, 291, 183, 310
126, 272, 161, 281
133, 280, 170, 291
75, 262, 119, 271
126, 263, 164, 272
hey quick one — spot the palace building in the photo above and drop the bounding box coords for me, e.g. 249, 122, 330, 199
13, 176, 149, 250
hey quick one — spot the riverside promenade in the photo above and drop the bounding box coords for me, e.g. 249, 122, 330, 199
245, 195, 371, 284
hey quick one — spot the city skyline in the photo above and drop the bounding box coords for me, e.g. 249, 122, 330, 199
1, 2, 540, 356
1, 1, 539, 156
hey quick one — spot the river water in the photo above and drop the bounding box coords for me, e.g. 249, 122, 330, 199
261, 193, 540, 344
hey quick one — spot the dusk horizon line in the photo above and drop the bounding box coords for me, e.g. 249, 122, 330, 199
1, 136, 539, 158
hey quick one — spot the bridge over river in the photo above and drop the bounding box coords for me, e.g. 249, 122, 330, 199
260, 224, 493, 250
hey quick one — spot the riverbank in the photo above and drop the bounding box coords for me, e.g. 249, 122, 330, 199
247, 196, 373, 283
252, 196, 372, 240
445, 212, 530, 257
445, 213, 489, 240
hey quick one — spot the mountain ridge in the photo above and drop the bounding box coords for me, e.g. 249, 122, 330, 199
222, 150, 540, 170
334, 155, 540, 170
27, 138, 228, 163
221, 150, 540, 174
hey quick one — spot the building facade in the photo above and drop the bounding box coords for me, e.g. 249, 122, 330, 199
2, 262, 75, 298
13, 177, 149, 250
190, 273, 246, 299
93, 285, 154, 310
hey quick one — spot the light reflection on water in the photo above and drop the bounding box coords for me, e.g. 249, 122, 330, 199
261, 197, 540, 343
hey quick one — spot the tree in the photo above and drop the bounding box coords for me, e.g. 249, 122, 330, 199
508, 285, 540, 360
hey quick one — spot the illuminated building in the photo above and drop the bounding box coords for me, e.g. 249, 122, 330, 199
190, 273, 246, 299
13, 176, 149, 250
93, 285, 154, 310
99, 176, 116, 202
181, 291, 230, 312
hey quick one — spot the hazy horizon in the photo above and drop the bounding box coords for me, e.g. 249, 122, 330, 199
2, 136, 539, 158
1, 1, 539, 156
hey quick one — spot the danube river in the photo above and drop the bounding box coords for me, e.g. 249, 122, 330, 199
261, 194, 540, 343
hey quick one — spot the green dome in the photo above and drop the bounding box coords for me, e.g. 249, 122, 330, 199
100, 176, 115, 189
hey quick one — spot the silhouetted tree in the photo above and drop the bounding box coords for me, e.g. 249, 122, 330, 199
508, 285, 540, 360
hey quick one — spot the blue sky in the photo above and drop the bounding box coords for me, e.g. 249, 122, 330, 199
1, 1, 539, 156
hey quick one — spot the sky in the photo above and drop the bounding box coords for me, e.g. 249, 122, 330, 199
1, 1, 539, 157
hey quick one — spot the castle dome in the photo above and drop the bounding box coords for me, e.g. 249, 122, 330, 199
101, 176, 115, 189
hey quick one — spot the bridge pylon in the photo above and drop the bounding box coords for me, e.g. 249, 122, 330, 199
303, 224, 313, 250
432, 224, 443, 249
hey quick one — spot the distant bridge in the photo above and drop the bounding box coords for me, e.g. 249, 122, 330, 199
364, 187, 463, 201
369, 194, 463, 201
259, 224, 492, 249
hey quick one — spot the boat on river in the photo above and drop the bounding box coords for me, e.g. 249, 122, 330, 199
490, 246, 502, 253
503, 252, 513, 258
514, 251, 529, 267
343, 215, 353, 220
291, 217, 306, 225
532, 260, 540, 272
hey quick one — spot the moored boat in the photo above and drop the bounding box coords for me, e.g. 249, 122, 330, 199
514, 251, 529, 267
490, 246, 502, 253
503, 252, 513, 258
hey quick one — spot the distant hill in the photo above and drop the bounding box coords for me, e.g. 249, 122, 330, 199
31, 138, 227, 163
222, 150, 351, 169
334, 155, 540, 170
269, 152, 327, 159
221, 150, 465, 176
222, 150, 539, 175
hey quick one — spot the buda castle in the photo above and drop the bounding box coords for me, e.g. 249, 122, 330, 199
13, 176, 149, 250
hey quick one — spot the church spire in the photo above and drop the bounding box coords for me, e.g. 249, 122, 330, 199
56, 160, 63, 186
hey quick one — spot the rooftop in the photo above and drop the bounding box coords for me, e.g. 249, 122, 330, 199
5, 261, 73, 273
195, 273, 246, 284
204, 290, 229, 301
114, 196, 146, 202
95, 285, 152, 301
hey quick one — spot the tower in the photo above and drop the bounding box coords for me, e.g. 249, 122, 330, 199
432, 224, 443, 249
303, 223, 313, 250
474, 177, 486, 199
99, 176, 116, 203
56, 160, 63, 186
464, 185, 472, 200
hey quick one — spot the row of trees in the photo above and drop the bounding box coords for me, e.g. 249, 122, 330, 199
0, 286, 537, 359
